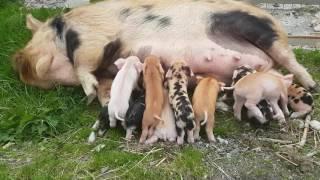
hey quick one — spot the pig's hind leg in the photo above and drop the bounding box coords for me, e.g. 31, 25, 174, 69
233, 95, 246, 121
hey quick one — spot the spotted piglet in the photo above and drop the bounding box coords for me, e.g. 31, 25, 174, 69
166, 61, 195, 144
108, 56, 143, 127
288, 83, 314, 119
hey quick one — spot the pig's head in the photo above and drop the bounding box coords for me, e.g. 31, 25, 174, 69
231, 65, 256, 86
12, 14, 79, 89
166, 61, 194, 81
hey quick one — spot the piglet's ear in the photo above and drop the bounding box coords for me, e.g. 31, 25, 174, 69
283, 74, 294, 87
36, 54, 53, 78
183, 66, 194, 77
166, 68, 172, 79
114, 58, 126, 70
26, 14, 43, 34
134, 62, 143, 73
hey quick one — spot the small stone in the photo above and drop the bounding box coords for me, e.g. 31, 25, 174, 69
101, 167, 109, 174
310, 120, 320, 131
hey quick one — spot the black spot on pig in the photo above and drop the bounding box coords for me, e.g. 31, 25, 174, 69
174, 82, 182, 92
93, 39, 122, 79
301, 94, 313, 105
294, 99, 299, 104
186, 120, 195, 130
50, 16, 65, 39
158, 17, 171, 28
176, 125, 182, 136
65, 29, 80, 64
120, 8, 132, 19
141, 5, 153, 11
144, 14, 159, 22
210, 11, 278, 50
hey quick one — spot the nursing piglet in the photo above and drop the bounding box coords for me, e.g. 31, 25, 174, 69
108, 56, 143, 127
125, 89, 145, 140
167, 61, 195, 144
145, 89, 177, 144
224, 72, 293, 125
192, 77, 223, 142
139, 55, 164, 143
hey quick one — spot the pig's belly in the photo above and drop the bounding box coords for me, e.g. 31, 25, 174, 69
130, 39, 273, 83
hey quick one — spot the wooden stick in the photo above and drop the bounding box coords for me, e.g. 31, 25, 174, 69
258, 138, 292, 144
211, 161, 232, 180
275, 152, 298, 166
298, 114, 311, 147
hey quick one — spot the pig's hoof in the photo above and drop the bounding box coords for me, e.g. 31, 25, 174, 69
188, 137, 195, 143
208, 135, 216, 143
88, 132, 97, 143
310, 83, 320, 93
87, 92, 97, 105
177, 137, 184, 145
109, 121, 117, 128
98, 129, 106, 137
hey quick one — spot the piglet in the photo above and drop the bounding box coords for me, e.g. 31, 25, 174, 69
125, 89, 145, 140
192, 77, 224, 142
288, 83, 313, 119
145, 89, 177, 144
139, 55, 164, 143
166, 61, 195, 144
108, 56, 143, 128
223, 71, 293, 125
88, 105, 110, 143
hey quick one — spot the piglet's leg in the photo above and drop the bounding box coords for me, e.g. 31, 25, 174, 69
125, 128, 134, 140
280, 94, 289, 117
77, 68, 98, 104
145, 135, 159, 144
244, 101, 267, 124
233, 95, 245, 121
139, 128, 149, 144
187, 130, 194, 143
290, 111, 309, 119
269, 99, 286, 125
193, 118, 201, 140
206, 114, 216, 143
176, 127, 185, 145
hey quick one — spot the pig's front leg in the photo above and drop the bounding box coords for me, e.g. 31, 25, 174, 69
269, 99, 286, 125
77, 68, 99, 104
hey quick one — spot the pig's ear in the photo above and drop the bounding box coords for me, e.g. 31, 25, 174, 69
183, 66, 194, 77
134, 62, 143, 73
26, 14, 43, 34
114, 58, 126, 70
36, 54, 53, 78
283, 74, 294, 87
166, 68, 173, 79
158, 63, 164, 76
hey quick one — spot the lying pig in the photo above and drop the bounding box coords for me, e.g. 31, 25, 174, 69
139, 55, 164, 144
288, 83, 314, 119
125, 89, 145, 140
192, 77, 224, 142
166, 61, 195, 144
14, 0, 318, 107
108, 56, 143, 127
145, 89, 177, 144
223, 72, 293, 125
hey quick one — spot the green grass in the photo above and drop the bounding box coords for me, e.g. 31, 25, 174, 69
0, 1, 319, 179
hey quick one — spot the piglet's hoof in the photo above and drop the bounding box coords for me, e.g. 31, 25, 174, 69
177, 137, 184, 145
